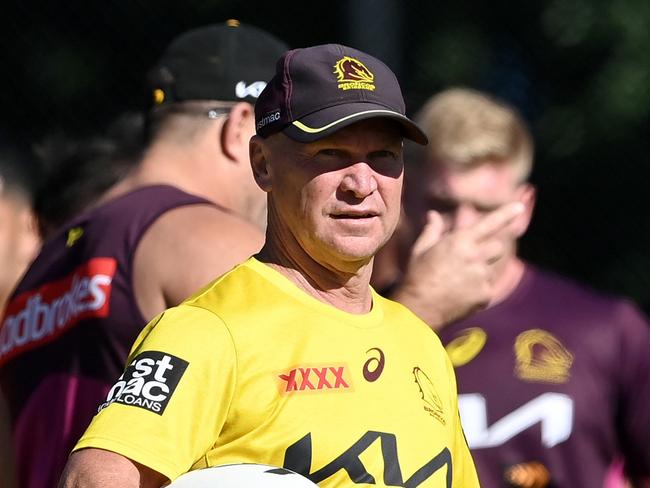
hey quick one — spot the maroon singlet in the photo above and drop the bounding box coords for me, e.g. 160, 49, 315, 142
0, 185, 213, 488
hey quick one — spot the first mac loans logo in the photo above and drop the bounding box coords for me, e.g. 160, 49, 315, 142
99, 351, 188, 415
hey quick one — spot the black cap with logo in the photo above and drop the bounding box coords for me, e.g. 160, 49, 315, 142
147, 20, 289, 106
255, 43, 427, 145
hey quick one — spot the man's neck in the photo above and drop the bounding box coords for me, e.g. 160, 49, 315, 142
257, 236, 374, 315
489, 256, 526, 307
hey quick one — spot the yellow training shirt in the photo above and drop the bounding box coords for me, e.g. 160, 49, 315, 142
75, 258, 479, 487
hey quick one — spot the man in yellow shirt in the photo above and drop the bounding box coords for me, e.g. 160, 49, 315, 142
59, 44, 480, 488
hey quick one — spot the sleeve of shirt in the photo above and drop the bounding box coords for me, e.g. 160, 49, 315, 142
444, 353, 481, 488
614, 301, 650, 480
73, 303, 237, 481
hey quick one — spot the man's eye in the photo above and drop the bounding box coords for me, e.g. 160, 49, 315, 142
373, 150, 397, 159
474, 204, 501, 213
428, 198, 457, 213
318, 149, 342, 157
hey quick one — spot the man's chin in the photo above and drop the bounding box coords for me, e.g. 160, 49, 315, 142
331, 237, 386, 260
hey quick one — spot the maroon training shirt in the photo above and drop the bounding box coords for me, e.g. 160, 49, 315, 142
439, 263, 650, 488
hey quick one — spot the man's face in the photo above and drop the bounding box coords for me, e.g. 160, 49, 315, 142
260, 118, 405, 268
416, 159, 534, 269
424, 161, 527, 229
0, 191, 39, 309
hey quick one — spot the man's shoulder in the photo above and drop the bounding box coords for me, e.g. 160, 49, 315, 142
376, 290, 430, 323
375, 291, 445, 345
148, 200, 257, 236
46, 184, 215, 251
138, 202, 263, 266
182, 258, 267, 309
90, 184, 211, 220
173, 259, 297, 341
481, 262, 650, 336
5, 187, 202, 297
523, 263, 640, 314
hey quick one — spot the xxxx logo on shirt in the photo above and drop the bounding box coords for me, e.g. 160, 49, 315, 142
277, 364, 351, 394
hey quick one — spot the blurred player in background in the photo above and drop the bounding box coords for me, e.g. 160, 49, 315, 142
0, 21, 287, 488
0, 133, 40, 314
0, 131, 40, 488
0, 392, 16, 488
34, 112, 144, 237
391, 87, 650, 487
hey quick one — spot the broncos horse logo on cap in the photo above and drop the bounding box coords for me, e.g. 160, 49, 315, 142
333, 56, 375, 91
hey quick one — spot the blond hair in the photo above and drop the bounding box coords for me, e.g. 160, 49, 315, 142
415, 88, 533, 181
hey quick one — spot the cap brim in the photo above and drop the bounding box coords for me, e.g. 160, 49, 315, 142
282, 102, 428, 145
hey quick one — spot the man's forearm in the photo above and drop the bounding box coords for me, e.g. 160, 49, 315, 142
58, 448, 166, 488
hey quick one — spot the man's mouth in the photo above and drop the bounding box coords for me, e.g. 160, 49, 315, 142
330, 212, 378, 219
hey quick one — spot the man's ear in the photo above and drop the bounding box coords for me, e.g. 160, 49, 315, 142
513, 183, 536, 238
249, 135, 272, 192
221, 102, 254, 164
15, 205, 40, 263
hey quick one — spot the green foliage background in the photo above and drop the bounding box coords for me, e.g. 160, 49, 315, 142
2, 0, 648, 312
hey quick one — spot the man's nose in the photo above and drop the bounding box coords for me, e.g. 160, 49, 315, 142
453, 204, 482, 230
340, 162, 378, 198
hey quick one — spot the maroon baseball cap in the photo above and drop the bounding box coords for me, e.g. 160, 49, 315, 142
255, 44, 428, 145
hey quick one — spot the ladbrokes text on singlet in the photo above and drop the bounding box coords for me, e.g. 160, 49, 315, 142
0, 257, 117, 365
